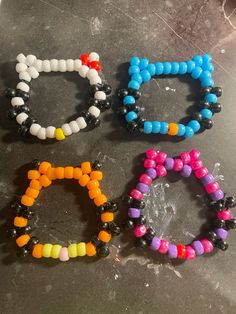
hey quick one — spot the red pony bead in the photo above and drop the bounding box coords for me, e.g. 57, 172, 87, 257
177, 244, 187, 258
89, 61, 101, 72
80, 53, 89, 65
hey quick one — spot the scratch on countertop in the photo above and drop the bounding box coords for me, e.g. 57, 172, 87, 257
109, 2, 141, 25
222, 0, 236, 30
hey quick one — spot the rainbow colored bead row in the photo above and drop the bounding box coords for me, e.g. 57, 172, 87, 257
125, 148, 236, 260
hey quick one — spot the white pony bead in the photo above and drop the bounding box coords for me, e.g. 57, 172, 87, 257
42, 60, 51, 72
58, 60, 66, 72
27, 66, 39, 79
16, 112, 28, 125
46, 126, 56, 138
94, 91, 106, 100
69, 121, 80, 133
16, 63, 27, 73
76, 117, 87, 129
88, 106, 100, 118
86, 69, 99, 80
79, 65, 89, 78
50, 59, 58, 71
30, 123, 41, 136
90, 76, 102, 85
11, 97, 24, 107
33, 59, 43, 72
61, 123, 72, 136
25, 55, 36, 66
89, 52, 99, 61
16, 53, 26, 63
66, 59, 74, 72
16, 82, 30, 93
37, 127, 46, 140
19, 71, 31, 82
74, 59, 82, 71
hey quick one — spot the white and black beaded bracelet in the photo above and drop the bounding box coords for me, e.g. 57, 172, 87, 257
5, 52, 112, 141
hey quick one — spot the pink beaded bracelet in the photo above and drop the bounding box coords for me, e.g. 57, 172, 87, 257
124, 148, 236, 260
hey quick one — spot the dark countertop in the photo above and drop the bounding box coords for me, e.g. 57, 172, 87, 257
1, 1, 236, 313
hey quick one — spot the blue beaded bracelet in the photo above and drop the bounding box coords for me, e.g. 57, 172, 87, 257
117, 54, 222, 137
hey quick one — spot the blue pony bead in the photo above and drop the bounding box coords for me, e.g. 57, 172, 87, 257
128, 65, 140, 76
128, 80, 140, 90
192, 55, 203, 66
160, 122, 168, 134
200, 70, 211, 82
140, 69, 151, 82
205, 93, 217, 103
191, 66, 203, 79
171, 62, 179, 75
178, 62, 187, 74
177, 124, 186, 136
130, 56, 140, 66
147, 64, 156, 76
186, 60, 195, 73
125, 111, 137, 122
187, 120, 200, 133
202, 54, 212, 64
202, 63, 214, 72
184, 126, 194, 138
152, 121, 161, 133
200, 108, 213, 119
123, 95, 136, 106
201, 78, 214, 87
163, 62, 171, 75
143, 121, 153, 134
131, 73, 143, 85
155, 62, 164, 75
139, 58, 149, 70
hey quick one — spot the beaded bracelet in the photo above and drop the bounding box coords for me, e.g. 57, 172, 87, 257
123, 148, 236, 260
117, 54, 222, 137
5, 53, 112, 141
7, 160, 120, 261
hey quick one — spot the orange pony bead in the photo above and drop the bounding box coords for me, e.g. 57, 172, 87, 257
55, 167, 65, 179
32, 243, 43, 258
46, 168, 57, 180
79, 174, 90, 187
16, 234, 30, 247
101, 212, 114, 223
21, 195, 34, 207
39, 175, 52, 187
168, 123, 179, 136
89, 188, 101, 199
30, 179, 42, 191
73, 167, 82, 179
39, 161, 51, 174
86, 242, 96, 256
98, 230, 111, 243
94, 194, 107, 206
87, 180, 99, 190
27, 170, 40, 180
64, 167, 74, 179
25, 187, 39, 199
81, 162, 92, 174
14, 216, 28, 227
90, 170, 103, 181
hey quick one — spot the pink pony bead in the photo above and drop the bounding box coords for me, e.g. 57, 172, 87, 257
59, 247, 69, 262
189, 149, 200, 161
139, 174, 152, 186
217, 210, 233, 220
190, 160, 203, 170
186, 245, 196, 260
133, 224, 147, 237
144, 159, 156, 169
173, 159, 183, 172
205, 181, 220, 194
155, 152, 167, 165
158, 239, 169, 254
156, 165, 167, 177
130, 188, 143, 200
180, 152, 191, 164
195, 167, 209, 179
146, 148, 157, 160
200, 239, 214, 253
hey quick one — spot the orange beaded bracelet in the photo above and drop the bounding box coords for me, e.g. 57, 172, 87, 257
7, 160, 120, 261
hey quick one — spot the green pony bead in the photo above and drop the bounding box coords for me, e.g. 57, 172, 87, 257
51, 244, 62, 259
77, 242, 86, 256
42, 243, 53, 258
68, 243, 78, 258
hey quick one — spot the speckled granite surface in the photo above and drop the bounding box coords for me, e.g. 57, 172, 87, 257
0, 1, 236, 313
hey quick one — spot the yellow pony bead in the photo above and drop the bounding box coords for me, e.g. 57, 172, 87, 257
55, 128, 65, 141
68, 243, 78, 258
42, 243, 53, 258
51, 244, 62, 259
77, 242, 86, 256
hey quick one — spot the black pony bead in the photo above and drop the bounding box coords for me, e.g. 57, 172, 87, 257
127, 121, 138, 133
126, 195, 134, 205
207, 231, 218, 243
21, 208, 35, 220
211, 87, 222, 97
198, 100, 211, 110
26, 236, 39, 251
225, 196, 236, 209
108, 222, 121, 236
215, 239, 228, 251
103, 202, 118, 212
88, 98, 99, 106
137, 117, 146, 129
92, 160, 102, 170
16, 89, 30, 101
18, 125, 29, 136
17, 246, 30, 257
132, 199, 145, 209
211, 103, 221, 114
5, 88, 16, 98
213, 219, 226, 228
134, 215, 146, 226
200, 87, 212, 96
98, 222, 109, 231
7, 108, 18, 120
31, 159, 40, 169
90, 117, 100, 128
203, 119, 214, 129
226, 219, 236, 230
135, 237, 147, 248
117, 88, 129, 98
91, 236, 102, 247
11, 203, 25, 215
117, 106, 128, 116
123, 219, 134, 230
18, 225, 32, 235
128, 89, 141, 99
192, 112, 203, 122
97, 245, 110, 257
22, 117, 37, 128
89, 84, 102, 95
129, 104, 140, 113
210, 200, 224, 211
102, 84, 112, 95
81, 110, 92, 122
7, 228, 18, 238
